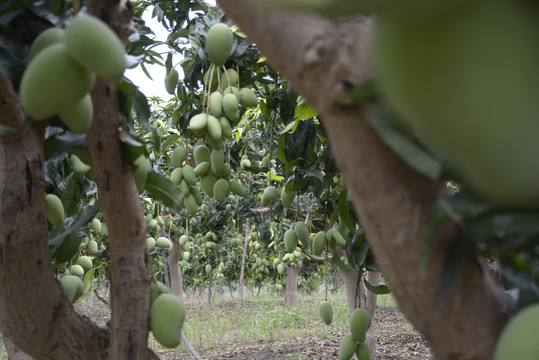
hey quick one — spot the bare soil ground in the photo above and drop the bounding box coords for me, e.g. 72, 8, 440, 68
75, 290, 432, 360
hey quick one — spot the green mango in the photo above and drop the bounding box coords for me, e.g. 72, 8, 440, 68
58, 93, 93, 134
44, 193, 64, 226
318, 301, 333, 325
65, 15, 126, 81
20, 43, 95, 120
28, 27, 65, 62
165, 69, 179, 95
150, 294, 185, 348
350, 308, 372, 343
206, 23, 233, 67
494, 303, 539, 360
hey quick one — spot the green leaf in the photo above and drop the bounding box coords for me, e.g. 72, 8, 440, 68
331, 254, 355, 274
434, 235, 471, 307
339, 190, 356, 231
364, 102, 442, 180
49, 200, 101, 248
51, 230, 84, 263
295, 96, 318, 121
363, 277, 391, 295
83, 267, 97, 292
144, 172, 184, 211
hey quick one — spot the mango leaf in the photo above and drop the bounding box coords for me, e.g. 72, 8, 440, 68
51, 230, 84, 263
339, 190, 356, 231
364, 102, 441, 180
364, 277, 391, 295
331, 254, 355, 274
434, 235, 472, 308
145, 172, 184, 211
295, 96, 318, 121
83, 267, 97, 292
49, 200, 101, 248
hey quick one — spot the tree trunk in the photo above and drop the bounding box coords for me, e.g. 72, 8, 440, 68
4, 334, 35, 360
170, 235, 183, 300
0, 76, 110, 359
285, 261, 303, 305
162, 249, 170, 289
239, 224, 249, 306
219, 3, 510, 359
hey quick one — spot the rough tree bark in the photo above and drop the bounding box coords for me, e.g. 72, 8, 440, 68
219, 2, 510, 359
170, 234, 184, 300
0, 1, 159, 358
239, 223, 249, 305
284, 261, 303, 305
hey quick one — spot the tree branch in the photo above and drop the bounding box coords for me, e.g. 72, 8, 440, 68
219, 1, 509, 359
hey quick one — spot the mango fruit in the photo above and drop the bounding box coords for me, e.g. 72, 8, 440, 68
284, 229, 297, 254
156, 237, 172, 249
494, 303, 539, 360
239, 87, 259, 108
150, 294, 186, 348
213, 178, 230, 202
194, 145, 211, 164
170, 167, 183, 185
209, 91, 223, 117
70, 264, 85, 277
60, 275, 84, 303
65, 15, 126, 81
165, 69, 179, 95
339, 334, 357, 360
200, 173, 216, 197
184, 193, 198, 216
171, 147, 186, 168
133, 154, 151, 193
355, 342, 371, 360
150, 281, 169, 306
70, 154, 91, 174
312, 231, 327, 256
206, 114, 222, 142
194, 162, 211, 177
77, 256, 93, 272
189, 113, 208, 133
182, 165, 196, 186
210, 149, 225, 177
220, 68, 238, 90
28, 27, 65, 62
350, 308, 371, 343
261, 186, 279, 207
203, 66, 221, 92
319, 301, 334, 325
87, 240, 99, 254
229, 180, 246, 197
222, 93, 240, 122
147, 237, 156, 251
281, 187, 295, 208
58, 93, 93, 133
206, 23, 233, 67
20, 43, 95, 120
44, 193, 64, 226
295, 222, 310, 246
375, 0, 539, 205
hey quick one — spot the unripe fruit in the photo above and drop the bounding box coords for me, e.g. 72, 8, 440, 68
223, 86, 240, 100
220, 68, 238, 90
375, 0, 539, 205
312, 231, 327, 256
70, 154, 91, 174
60, 275, 77, 302
318, 301, 333, 325
350, 308, 372, 343
339, 334, 357, 360
133, 154, 151, 193
205, 264, 212, 274
239, 87, 259, 108
281, 187, 295, 208
261, 186, 279, 207
189, 113, 208, 132
295, 222, 310, 246
147, 237, 156, 251
193, 162, 211, 177
206, 114, 222, 141
328, 229, 346, 248
58, 93, 93, 133
20, 43, 95, 120
494, 303, 539, 360
276, 283, 283, 291
150, 281, 169, 306
209, 91, 223, 117
277, 263, 285, 275
182, 251, 190, 261
77, 256, 93, 272
219, 117, 233, 139
150, 294, 185, 348
165, 69, 179, 95
170, 167, 183, 185
206, 23, 233, 67
213, 178, 230, 202
229, 180, 246, 197
171, 147, 186, 168
179, 235, 188, 246
70, 264, 85, 277
65, 15, 127, 81
184, 193, 198, 216
182, 165, 197, 186
191, 186, 203, 206
156, 237, 172, 249
355, 342, 371, 360
148, 219, 158, 230
210, 149, 225, 177
194, 145, 211, 164
284, 229, 297, 254
44, 193, 64, 226
200, 174, 216, 197
28, 27, 65, 62
222, 93, 240, 122
87, 240, 98, 254
179, 179, 190, 196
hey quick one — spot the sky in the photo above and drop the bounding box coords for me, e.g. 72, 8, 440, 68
124, 6, 178, 101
